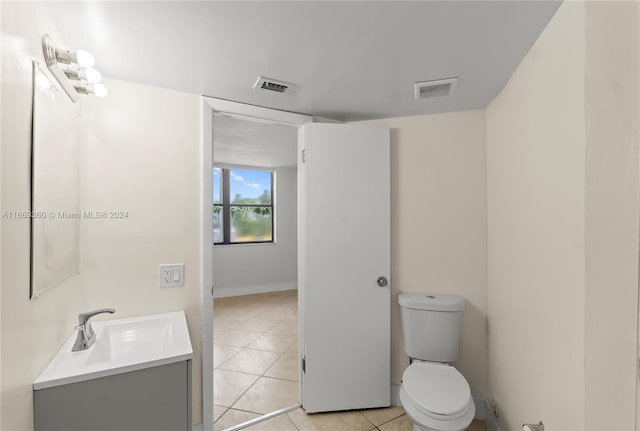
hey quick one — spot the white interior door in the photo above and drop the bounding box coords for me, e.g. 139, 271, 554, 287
299, 123, 390, 413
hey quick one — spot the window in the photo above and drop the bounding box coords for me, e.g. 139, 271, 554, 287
213, 167, 274, 244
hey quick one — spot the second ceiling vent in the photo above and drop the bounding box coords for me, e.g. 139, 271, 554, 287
254, 77, 295, 95
414, 77, 458, 100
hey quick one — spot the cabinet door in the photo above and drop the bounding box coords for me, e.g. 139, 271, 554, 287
34, 361, 191, 431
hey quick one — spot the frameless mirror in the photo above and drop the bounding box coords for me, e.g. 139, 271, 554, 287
30, 61, 81, 298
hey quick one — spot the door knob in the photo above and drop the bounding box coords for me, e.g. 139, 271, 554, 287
377, 276, 388, 287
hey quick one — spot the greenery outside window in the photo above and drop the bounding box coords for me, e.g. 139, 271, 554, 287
213, 167, 274, 245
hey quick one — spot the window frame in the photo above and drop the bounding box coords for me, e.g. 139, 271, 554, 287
213, 167, 275, 245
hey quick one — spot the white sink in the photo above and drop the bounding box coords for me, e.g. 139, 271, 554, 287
34, 311, 193, 390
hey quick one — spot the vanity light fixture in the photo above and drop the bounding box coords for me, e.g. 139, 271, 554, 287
74, 82, 108, 98
42, 34, 107, 102
63, 66, 102, 84
54, 47, 95, 68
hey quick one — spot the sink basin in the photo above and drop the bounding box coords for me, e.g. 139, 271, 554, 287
34, 311, 192, 390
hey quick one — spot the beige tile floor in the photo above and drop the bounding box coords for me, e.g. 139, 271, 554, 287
213, 290, 487, 431
214, 290, 299, 429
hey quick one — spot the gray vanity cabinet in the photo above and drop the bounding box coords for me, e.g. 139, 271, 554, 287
34, 360, 192, 431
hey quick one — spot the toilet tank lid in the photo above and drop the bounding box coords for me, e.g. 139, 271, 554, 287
398, 293, 465, 311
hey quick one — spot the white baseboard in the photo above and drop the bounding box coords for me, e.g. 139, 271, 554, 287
391, 383, 402, 406
212, 281, 297, 298
390, 385, 501, 430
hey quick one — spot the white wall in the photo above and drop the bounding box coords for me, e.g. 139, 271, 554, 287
213, 166, 297, 297
1, 3, 89, 430
358, 111, 488, 398
0, 3, 4, 425
486, 1, 640, 429
486, 3, 587, 429
583, 2, 639, 429
0, 3, 204, 428
81, 78, 203, 424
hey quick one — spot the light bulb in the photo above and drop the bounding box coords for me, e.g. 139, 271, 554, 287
82, 68, 102, 84
73, 50, 95, 68
91, 83, 108, 97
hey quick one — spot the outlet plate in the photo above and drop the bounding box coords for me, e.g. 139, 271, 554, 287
159, 264, 184, 287
490, 397, 499, 418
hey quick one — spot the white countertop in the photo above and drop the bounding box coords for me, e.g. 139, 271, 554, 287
34, 311, 193, 390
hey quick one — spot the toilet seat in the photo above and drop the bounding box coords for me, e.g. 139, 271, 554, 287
399, 361, 475, 430
402, 361, 471, 419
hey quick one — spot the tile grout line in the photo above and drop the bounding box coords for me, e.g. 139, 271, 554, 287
356, 411, 378, 431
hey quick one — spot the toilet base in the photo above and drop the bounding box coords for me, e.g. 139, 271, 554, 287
399, 383, 475, 431
411, 424, 467, 431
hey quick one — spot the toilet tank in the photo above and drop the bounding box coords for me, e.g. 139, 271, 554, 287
398, 293, 465, 363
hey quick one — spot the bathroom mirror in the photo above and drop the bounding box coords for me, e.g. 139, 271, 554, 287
30, 61, 81, 299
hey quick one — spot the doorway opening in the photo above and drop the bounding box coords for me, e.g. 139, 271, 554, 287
201, 97, 312, 431
212, 112, 299, 430
202, 99, 395, 431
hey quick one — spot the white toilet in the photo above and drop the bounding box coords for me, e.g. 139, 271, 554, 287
398, 293, 475, 431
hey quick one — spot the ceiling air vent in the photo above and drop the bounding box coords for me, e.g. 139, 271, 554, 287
414, 77, 458, 100
254, 77, 295, 95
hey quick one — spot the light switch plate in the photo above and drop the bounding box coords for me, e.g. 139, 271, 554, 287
159, 264, 184, 287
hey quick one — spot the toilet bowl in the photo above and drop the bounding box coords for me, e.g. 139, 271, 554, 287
399, 361, 475, 431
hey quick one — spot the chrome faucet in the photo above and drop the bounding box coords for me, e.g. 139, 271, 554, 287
72, 308, 115, 352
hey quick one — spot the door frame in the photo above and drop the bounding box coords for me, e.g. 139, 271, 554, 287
200, 97, 312, 431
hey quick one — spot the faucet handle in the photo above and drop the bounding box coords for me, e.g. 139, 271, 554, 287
78, 308, 115, 324
75, 309, 115, 346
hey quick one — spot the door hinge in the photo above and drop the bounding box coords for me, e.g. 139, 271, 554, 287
302, 357, 306, 373
301, 149, 306, 163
